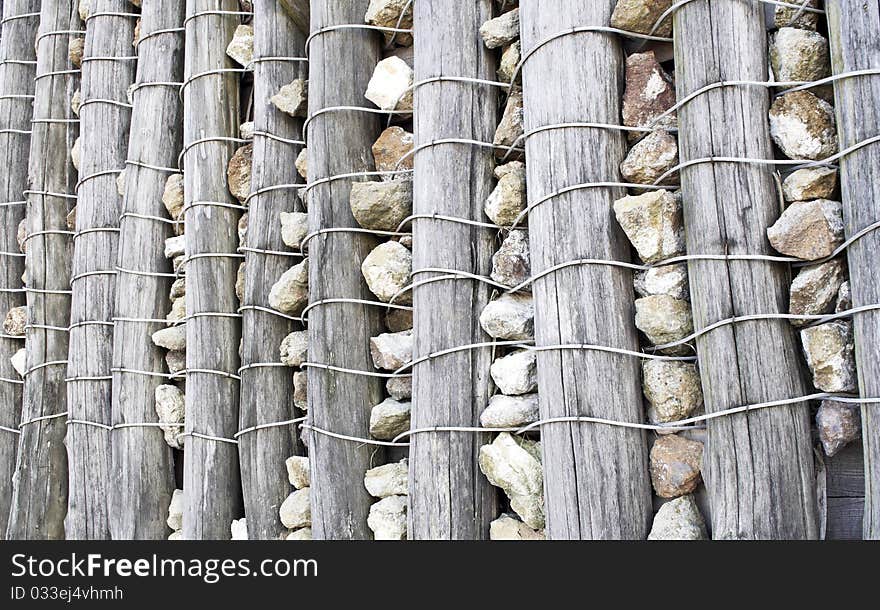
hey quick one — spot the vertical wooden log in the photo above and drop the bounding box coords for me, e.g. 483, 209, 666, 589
826, 0, 880, 540
110, 0, 184, 540
519, 0, 652, 539
238, 0, 306, 540
0, 0, 39, 538
307, 0, 385, 539
7, 0, 80, 540
277, 0, 308, 34
409, 0, 498, 539
674, 1, 818, 539
182, 0, 243, 540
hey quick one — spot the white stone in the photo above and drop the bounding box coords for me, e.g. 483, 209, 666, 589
280, 211, 308, 250
642, 360, 703, 424
369, 330, 412, 370
230, 518, 248, 540
480, 8, 519, 49
226, 24, 254, 67
648, 495, 708, 540
613, 189, 685, 263
489, 513, 545, 540
166, 489, 184, 531
782, 167, 837, 202
10, 349, 25, 377
164, 235, 185, 259
478, 432, 544, 529
280, 330, 308, 367
801, 321, 857, 392
365, 56, 413, 112
367, 495, 407, 540
270, 79, 308, 118
268, 260, 309, 315
280, 488, 311, 529
480, 393, 539, 428
361, 241, 412, 304
479, 294, 534, 340
152, 325, 186, 351
485, 162, 526, 226
286, 456, 310, 489
634, 295, 693, 352
490, 349, 537, 396
369, 398, 411, 440
767, 199, 844, 261
286, 527, 312, 540
155, 384, 185, 450
633, 264, 689, 300
364, 459, 408, 498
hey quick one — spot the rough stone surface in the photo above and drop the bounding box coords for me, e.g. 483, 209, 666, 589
480, 393, 539, 428
17, 219, 26, 254
280, 330, 308, 367
478, 433, 544, 529
365, 0, 413, 46
620, 129, 678, 186
361, 241, 412, 304
493, 89, 523, 154
68, 37, 84, 68
230, 518, 247, 540
386, 375, 411, 401
634, 295, 693, 351
769, 91, 838, 161
163, 174, 184, 223
490, 349, 537, 396
485, 162, 526, 226
642, 360, 703, 424
71, 137, 81, 170
152, 325, 186, 351
280, 211, 309, 250
239, 121, 254, 140
116, 169, 126, 197
71, 89, 81, 117
226, 24, 254, 67
227, 143, 253, 203
295, 148, 307, 179
166, 297, 185, 324
497, 41, 520, 83
782, 167, 837, 202
350, 180, 412, 231
170, 277, 186, 300
613, 189, 685, 263
634, 263, 689, 300
3, 306, 26, 336
649, 434, 703, 499
622, 51, 676, 133
279, 488, 311, 529
767, 199, 844, 260
155, 384, 185, 450
789, 259, 846, 324
235, 263, 245, 302
364, 459, 408, 498
270, 79, 308, 118
369, 330, 412, 371
285, 456, 310, 489
372, 126, 414, 173
165, 350, 185, 375
479, 293, 534, 340
367, 495, 407, 540
268, 260, 309, 315
10, 349, 25, 377
286, 528, 312, 540
369, 398, 411, 440
293, 371, 307, 411
489, 513, 545, 540
164, 235, 185, 260
365, 56, 413, 112
816, 400, 861, 457
801, 321, 857, 392
385, 308, 413, 332
775, 0, 819, 30
610, 0, 674, 36
836, 281, 851, 313
770, 27, 830, 85
491, 229, 530, 289
167, 489, 183, 531
480, 8, 519, 49
647, 495, 708, 540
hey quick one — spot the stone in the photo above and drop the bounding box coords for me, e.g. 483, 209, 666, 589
166, 489, 184, 531
367, 495, 407, 540
782, 167, 837, 202
633, 263, 689, 300
635, 295, 693, 351
238, 213, 248, 246
3, 306, 27, 336
164, 235, 185, 260
168, 531, 183, 541
769, 91, 838, 161
17, 220, 26, 254
489, 513, 545, 540
480, 393, 539, 428
227, 143, 253, 202
67, 206, 76, 231
648, 495, 708, 540
816, 400, 861, 457
369, 397, 411, 440
493, 89, 523, 154
162, 174, 184, 222
365, 0, 413, 46
789, 259, 846, 324
497, 41, 520, 84
239, 121, 254, 140
78, 0, 92, 21
68, 37, 84, 68
365, 56, 413, 112
285, 456, 310, 489
485, 162, 526, 226
622, 51, 676, 134
361, 241, 412, 304
268, 260, 309, 315
770, 27, 830, 85
364, 459, 408, 498
235, 262, 245, 302
836, 281, 851, 313
491, 230, 530, 289
152, 325, 186, 351
295, 148, 307, 179
226, 24, 254, 67
286, 528, 312, 540
280, 330, 308, 367
155, 384, 185, 450
480, 8, 519, 49
293, 371, 308, 410
490, 349, 536, 396
270, 79, 308, 118
369, 330, 412, 370
610, 0, 674, 37
801, 321, 857, 392
619, 129, 678, 186
279, 488, 311, 529
386, 375, 411, 401
373, 126, 414, 173
649, 434, 703, 498
479, 433, 544, 529
280, 211, 308, 250
767, 199, 844, 260
230, 518, 248, 540
10, 349, 25, 377
116, 169, 126, 197
479, 293, 534, 340
166, 297, 185, 324
775, 0, 819, 31
350, 180, 412, 231
385, 308, 413, 332
71, 137, 81, 171
165, 350, 185, 375
71, 89, 81, 116
642, 360, 703, 424
613, 189, 684, 263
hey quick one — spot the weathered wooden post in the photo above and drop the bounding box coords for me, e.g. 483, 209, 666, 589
674, 1, 818, 538
238, 0, 306, 540
0, 0, 39, 538
110, 0, 184, 540
519, 0, 652, 538
409, 0, 498, 539
306, 0, 385, 539
826, 0, 880, 540
7, 0, 80, 540
278, 0, 308, 34
182, 0, 244, 539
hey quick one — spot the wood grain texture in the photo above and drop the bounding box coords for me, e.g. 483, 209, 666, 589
238, 0, 306, 541
826, 0, 880, 540
519, 0, 652, 539
409, 0, 498, 540
109, 0, 184, 540
674, 0, 818, 539
306, 0, 385, 540
0, 0, 39, 540
826, 497, 864, 540
825, 444, 865, 498
7, 0, 80, 540
277, 0, 308, 35
182, 0, 243, 540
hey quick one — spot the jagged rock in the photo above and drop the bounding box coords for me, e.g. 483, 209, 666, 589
801, 321, 857, 392
622, 51, 676, 134
286, 528, 312, 540
836, 281, 851, 313
775, 0, 819, 30
295, 148, 307, 179
67, 206, 77, 230
491, 229, 530, 289
226, 24, 254, 67
280, 488, 311, 529
386, 376, 411, 401
370, 330, 412, 370
280, 330, 308, 367
490, 349, 537, 396
365, 56, 413, 112
168, 531, 183, 541
769, 91, 838, 161
782, 167, 837, 202
770, 27, 830, 85
155, 384, 185, 450
235, 262, 245, 302
634, 263, 689, 300
361, 241, 412, 304
385, 308, 413, 332
280, 211, 308, 250
152, 325, 186, 351
373, 126, 414, 173
479, 432, 544, 529
10, 349, 25, 377
167, 489, 184, 531
642, 360, 703, 424
165, 350, 185, 375
268, 260, 309, 315
648, 495, 708, 540
293, 371, 307, 410
489, 514, 545, 540
816, 400, 861, 457
497, 41, 520, 83
164, 235, 185, 259
365, 0, 413, 46
350, 180, 412, 231
230, 518, 248, 540
78, 0, 92, 21
480, 8, 519, 49
68, 37, 84, 68
238, 213, 248, 246
227, 144, 253, 202
789, 259, 845, 324
610, 0, 674, 36
285, 456, 310, 489
635, 295, 693, 352
71, 137, 81, 171
239, 121, 254, 140
480, 393, 539, 428
650, 434, 703, 498
485, 161, 526, 226
17, 220, 26, 254
398, 234, 412, 249
163, 174, 185, 223
613, 189, 684, 263
116, 169, 127, 197
166, 297, 185, 324
479, 293, 534, 340
620, 129, 678, 186
364, 459, 408, 498
270, 79, 308, 118
493, 89, 523, 155
767, 199, 844, 260
367, 495, 407, 540
369, 397, 411, 440
3, 306, 27, 336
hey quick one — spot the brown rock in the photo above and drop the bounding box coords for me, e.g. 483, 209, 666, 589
372, 126, 414, 174
816, 400, 861, 457
767, 199, 844, 260
769, 91, 838, 161
620, 129, 678, 186
650, 434, 703, 498
227, 144, 253, 203
789, 259, 845, 324
491, 229, 530, 289
774, 0, 819, 30
69, 37, 84, 68
782, 167, 837, 202
385, 308, 412, 332
610, 0, 673, 37
493, 89, 523, 157
622, 51, 676, 135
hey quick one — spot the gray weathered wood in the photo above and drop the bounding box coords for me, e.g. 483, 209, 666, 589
238, 0, 306, 541
277, 0, 308, 35
826, 497, 864, 540
182, 0, 243, 540
0, 0, 39, 539
519, 0, 652, 539
674, 1, 818, 539
307, 0, 385, 540
110, 0, 184, 540
66, 0, 138, 540
826, 0, 880, 540
409, 0, 498, 540
6, 0, 80, 540
826, 444, 865, 498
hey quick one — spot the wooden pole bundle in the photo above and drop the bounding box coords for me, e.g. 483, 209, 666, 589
826, 0, 880, 540
110, 0, 185, 540
409, 0, 498, 539
519, 0, 652, 538
7, 0, 80, 540
0, 0, 39, 538
238, 0, 306, 540
181, 0, 243, 539
306, 0, 384, 539
674, 1, 818, 538
278, 0, 308, 35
